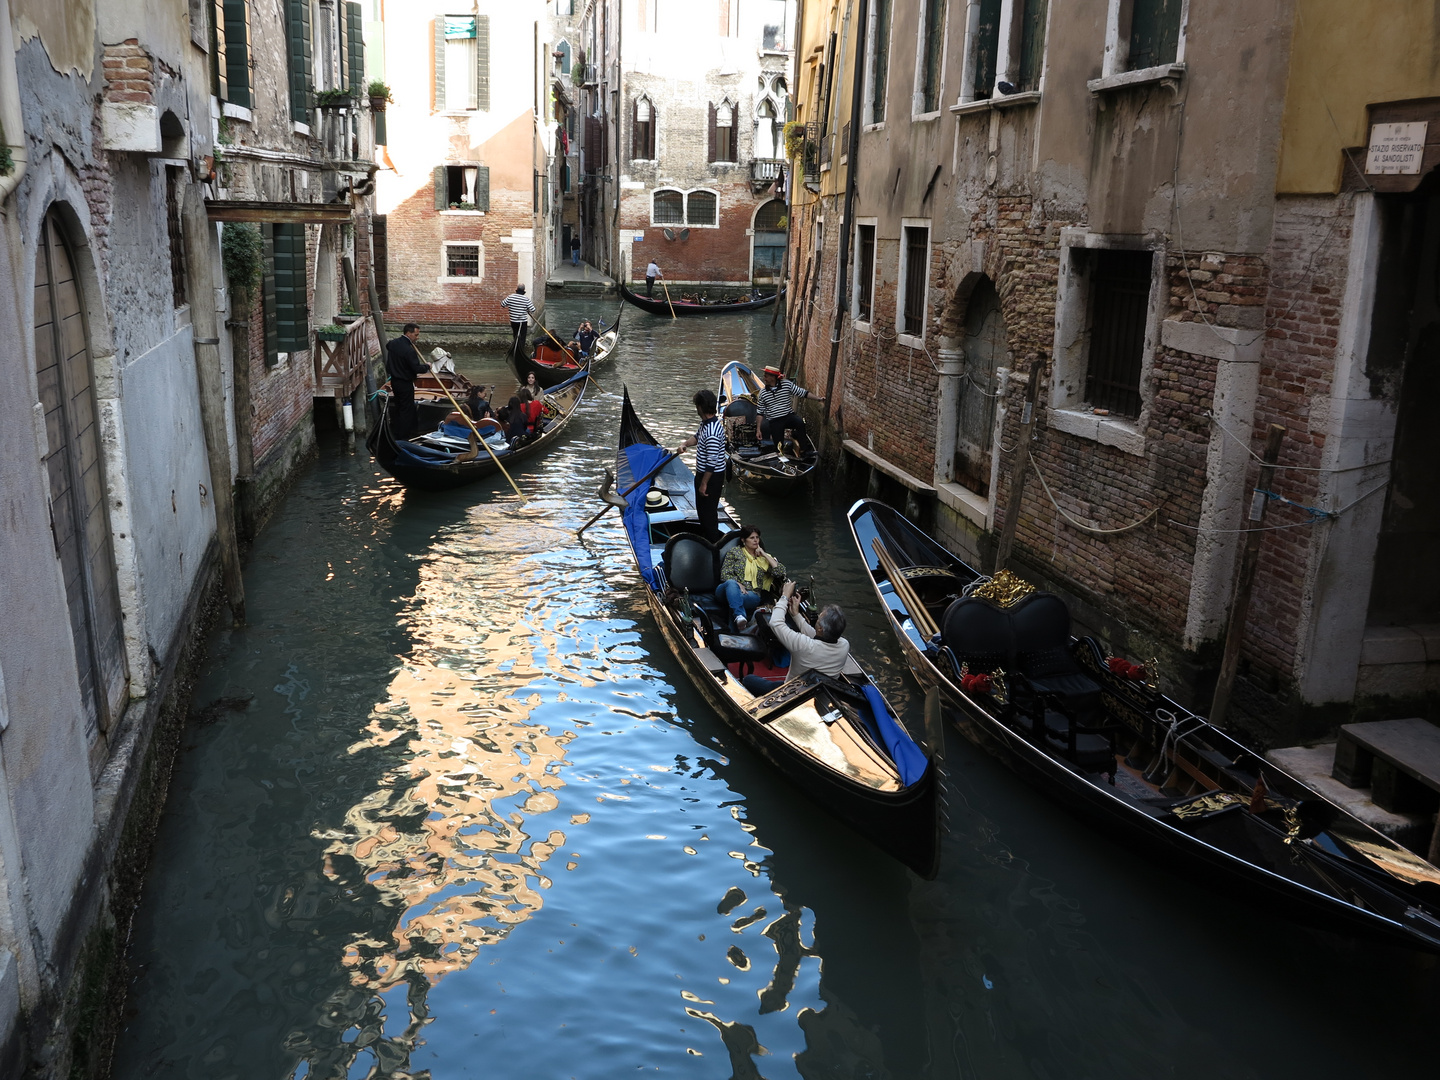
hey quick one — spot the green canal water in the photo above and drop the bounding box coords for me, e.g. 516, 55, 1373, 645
112, 298, 1438, 1079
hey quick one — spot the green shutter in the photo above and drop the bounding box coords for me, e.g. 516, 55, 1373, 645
287, 0, 313, 124
434, 165, 448, 210
434, 19, 446, 110
211, 0, 228, 101
273, 223, 309, 351
973, 0, 1001, 98
223, 0, 251, 107
1128, 0, 1182, 70
474, 165, 489, 212
476, 15, 490, 111
262, 224, 279, 365
373, 109, 387, 145
1016, 0, 1048, 91
346, 2, 365, 96
372, 215, 389, 309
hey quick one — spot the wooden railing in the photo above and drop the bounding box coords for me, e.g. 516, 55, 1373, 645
313, 319, 377, 399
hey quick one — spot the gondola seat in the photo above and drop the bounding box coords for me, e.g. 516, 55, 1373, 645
662, 533, 770, 665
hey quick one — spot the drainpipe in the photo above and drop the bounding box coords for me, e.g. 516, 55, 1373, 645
822, 0, 868, 422
0, 0, 29, 206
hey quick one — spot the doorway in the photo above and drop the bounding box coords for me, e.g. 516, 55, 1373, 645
953, 277, 1006, 497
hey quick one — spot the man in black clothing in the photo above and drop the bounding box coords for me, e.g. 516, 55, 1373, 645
385, 323, 429, 438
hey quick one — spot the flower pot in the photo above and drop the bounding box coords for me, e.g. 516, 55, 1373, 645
369, 97, 388, 112
316, 330, 347, 343
335, 313, 360, 325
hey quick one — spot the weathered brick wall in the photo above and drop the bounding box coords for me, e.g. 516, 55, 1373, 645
623, 182, 766, 285
244, 224, 319, 465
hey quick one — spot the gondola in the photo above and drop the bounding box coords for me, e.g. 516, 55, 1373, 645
618, 281, 781, 316
846, 498, 1440, 952
367, 370, 588, 492
717, 359, 819, 495
514, 306, 623, 389
611, 391, 941, 877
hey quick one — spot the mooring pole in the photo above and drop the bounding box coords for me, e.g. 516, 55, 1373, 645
993, 360, 1044, 572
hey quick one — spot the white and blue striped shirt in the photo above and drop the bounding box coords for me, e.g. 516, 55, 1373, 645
502, 292, 535, 322
757, 378, 808, 418
694, 416, 728, 473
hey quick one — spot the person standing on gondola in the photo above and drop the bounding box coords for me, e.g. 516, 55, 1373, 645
645, 259, 662, 297
502, 284, 536, 357
673, 389, 727, 541
756, 365, 822, 444
384, 323, 429, 438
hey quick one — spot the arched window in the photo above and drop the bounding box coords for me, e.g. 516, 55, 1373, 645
754, 97, 780, 160
687, 190, 717, 226
753, 199, 786, 231
709, 98, 737, 163
632, 95, 656, 159
555, 40, 571, 75
652, 188, 684, 224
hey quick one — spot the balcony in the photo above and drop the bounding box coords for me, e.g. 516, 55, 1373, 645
751, 158, 784, 192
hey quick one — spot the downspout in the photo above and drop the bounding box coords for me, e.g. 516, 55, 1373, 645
822, 0, 868, 422
0, 0, 30, 206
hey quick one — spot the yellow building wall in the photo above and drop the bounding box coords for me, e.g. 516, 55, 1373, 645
1278, 0, 1440, 193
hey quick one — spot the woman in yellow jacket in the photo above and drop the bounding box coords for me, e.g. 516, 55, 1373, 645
716, 525, 785, 632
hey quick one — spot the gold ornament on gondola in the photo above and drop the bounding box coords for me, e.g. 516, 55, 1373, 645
970, 568, 1035, 608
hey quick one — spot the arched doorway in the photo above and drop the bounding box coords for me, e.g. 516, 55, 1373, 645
751, 198, 786, 285
953, 277, 1006, 496
34, 208, 129, 737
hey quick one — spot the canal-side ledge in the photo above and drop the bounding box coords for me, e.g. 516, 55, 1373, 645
0, 544, 226, 1080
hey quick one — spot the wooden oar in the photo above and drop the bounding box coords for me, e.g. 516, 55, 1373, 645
872, 538, 939, 640
660, 278, 677, 319
575, 451, 680, 537
432, 378, 525, 500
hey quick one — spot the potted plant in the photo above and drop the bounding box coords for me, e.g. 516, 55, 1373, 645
367, 80, 393, 111
335, 302, 361, 325
783, 121, 809, 162
571, 51, 587, 86
315, 324, 348, 342
314, 88, 356, 109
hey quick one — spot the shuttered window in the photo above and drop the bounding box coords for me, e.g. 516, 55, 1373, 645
1016, 0, 1048, 90
223, 0, 252, 107
262, 222, 309, 360
210, 0, 228, 101
901, 226, 929, 336
435, 15, 490, 112
1084, 249, 1152, 417
1128, 0, 1182, 71
372, 215, 390, 309
433, 165, 489, 210
35, 211, 129, 739
346, 2, 365, 96
632, 96, 655, 159
855, 224, 875, 321
709, 101, 736, 163
286, 0, 312, 124
868, 0, 891, 123
918, 0, 945, 112
972, 0, 1001, 99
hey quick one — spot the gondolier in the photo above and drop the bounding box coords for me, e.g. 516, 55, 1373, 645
384, 323, 429, 438
645, 259, 662, 297
673, 389, 727, 541
502, 285, 536, 357
757, 365, 822, 443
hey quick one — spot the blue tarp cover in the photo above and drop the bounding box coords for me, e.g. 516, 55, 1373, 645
621, 443, 670, 589
861, 684, 929, 786
394, 440, 454, 467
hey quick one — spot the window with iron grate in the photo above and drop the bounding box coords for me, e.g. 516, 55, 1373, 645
445, 243, 481, 278
653, 189, 684, 224
1083, 249, 1152, 417
855, 224, 876, 322
900, 226, 929, 336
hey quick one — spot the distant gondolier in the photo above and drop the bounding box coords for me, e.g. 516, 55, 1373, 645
502, 285, 536, 357
645, 260, 662, 297
674, 389, 727, 541
756, 365, 821, 443
384, 323, 429, 438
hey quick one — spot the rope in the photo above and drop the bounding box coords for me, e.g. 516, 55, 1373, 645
1149, 708, 1208, 781
1167, 478, 1390, 535
1029, 458, 1162, 536
1206, 411, 1391, 475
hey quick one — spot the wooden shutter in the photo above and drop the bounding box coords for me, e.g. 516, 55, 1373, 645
434, 166, 449, 210
708, 103, 718, 162
35, 211, 129, 738
373, 109, 387, 145
346, 3, 364, 95
211, 0, 228, 101
1128, 0, 1182, 70
286, 0, 312, 123
1016, 0, 1048, 90
272, 223, 308, 351
473, 165, 490, 212
647, 104, 656, 157
476, 15, 490, 111
433, 19, 446, 110
262, 224, 279, 363
973, 0, 1001, 98
371, 215, 390, 309
223, 0, 251, 107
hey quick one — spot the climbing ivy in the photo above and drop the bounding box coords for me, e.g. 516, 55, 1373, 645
221, 222, 265, 308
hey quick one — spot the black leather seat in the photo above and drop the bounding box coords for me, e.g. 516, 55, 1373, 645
663, 534, 722, 615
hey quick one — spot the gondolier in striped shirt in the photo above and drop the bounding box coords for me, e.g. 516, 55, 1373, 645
756, 365, 823, 444
673, 389, 728, 541
502, 284, 536, 358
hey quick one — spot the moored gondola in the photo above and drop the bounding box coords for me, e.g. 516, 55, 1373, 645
515, 306, 623, 388
846, 497, 1440, 952
609, 391, 941, 877
618, 281, 781, 316
717, 359, 818, 495
367, 370, 588, 492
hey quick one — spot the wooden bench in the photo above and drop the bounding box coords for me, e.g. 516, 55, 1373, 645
1332, 718, 1440, 863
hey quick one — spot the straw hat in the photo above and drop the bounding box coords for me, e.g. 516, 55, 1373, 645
645, 490, 669, 508
762, 365, 782, 377
430, 347, 452, 362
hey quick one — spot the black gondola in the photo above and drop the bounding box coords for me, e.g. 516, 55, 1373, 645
618, 281, 781, 316
367, 371, 588, 492
514, 306, 623, 389
846, 497, 1440, 952
717, 359, 819, 495
611, 391, 941, 877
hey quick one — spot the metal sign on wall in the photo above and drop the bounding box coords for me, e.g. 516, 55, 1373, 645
1366, 121, 1428, 175
1350, 100, 1440, 192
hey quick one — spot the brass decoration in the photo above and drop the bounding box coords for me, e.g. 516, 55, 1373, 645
1168, 791, 1245, 819
900, 565, 960, 581
1145, 656, 1160, 691
990, 667, 1009, 707
970, 568, 1035, 608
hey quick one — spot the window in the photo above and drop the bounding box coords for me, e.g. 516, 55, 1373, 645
556, 39, 571, 75
444, 243, 482, 279
345, 2, 365, 97
166, 167, 187, 308
434, 164, 490, 210
866, 0, 891, 124
972, 0, 1001, 99
755, 97, 780, 159
710, 99, 736, 163
434, 15, 490, 111
961, 0, 1047, 104
854, 223, 875, 322
916, 0, 945, 114
1127, 0, 1183, 70
638, 0, 658, 32
285, 0, 312, 124
760, 0, 787, 50
557, 0, 572, 14
262, 222, 308, 361
653, 189, 685, 224
211, 0, 254, 105
719, 0, 739, 37
1084, 249, 1152, 417
898, 224, 930, 337
687, 190, 717, 226
632, 95, 656, 159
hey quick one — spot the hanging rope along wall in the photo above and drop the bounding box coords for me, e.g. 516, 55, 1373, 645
1027, 457, 1162, 536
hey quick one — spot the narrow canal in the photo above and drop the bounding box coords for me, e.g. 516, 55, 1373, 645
113, 298, 1437, 1080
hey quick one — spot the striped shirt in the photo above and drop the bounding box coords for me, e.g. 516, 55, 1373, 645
694, 416, 728, 474
502, 292, 535, 322
757, 378, 808, 418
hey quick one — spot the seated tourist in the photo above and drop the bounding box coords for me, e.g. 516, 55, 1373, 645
575, 320, 599, 356
741, 581, 850, 697
503, 396, 528, 441
716, 525, 784, 633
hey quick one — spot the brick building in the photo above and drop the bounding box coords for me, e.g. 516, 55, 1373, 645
784, 0, 1440, 738
577, 0, 795, 291
376, 1, 552, 343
